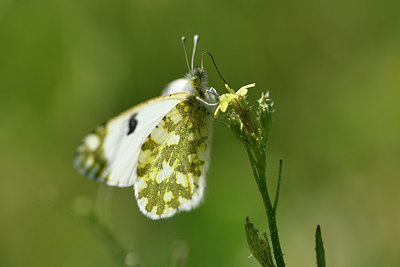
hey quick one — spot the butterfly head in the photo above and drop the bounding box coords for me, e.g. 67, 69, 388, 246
180, 35, 216, 103
188, 67, 207, 88
187, 67, 212, 100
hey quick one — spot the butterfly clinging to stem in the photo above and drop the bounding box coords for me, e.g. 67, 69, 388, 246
74, 35, 220, 219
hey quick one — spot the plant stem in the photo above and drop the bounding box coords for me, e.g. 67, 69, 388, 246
226, 87, 285, 266
246, 145, 285, 267
262, 193, 285, 267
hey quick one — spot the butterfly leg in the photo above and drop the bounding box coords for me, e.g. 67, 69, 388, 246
195, 97, 219, 108
206, 87, 220, 99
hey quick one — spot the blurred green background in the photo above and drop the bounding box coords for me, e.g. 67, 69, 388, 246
1, 0, 399, 266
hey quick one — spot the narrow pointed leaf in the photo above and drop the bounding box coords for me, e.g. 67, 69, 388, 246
315, 225, 326, 267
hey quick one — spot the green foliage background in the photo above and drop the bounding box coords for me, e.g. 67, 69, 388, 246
1, 0, 399, 266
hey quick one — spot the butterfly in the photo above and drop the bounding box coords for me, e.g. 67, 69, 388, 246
74, 35, 218, 219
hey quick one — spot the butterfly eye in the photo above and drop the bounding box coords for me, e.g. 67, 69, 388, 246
191, 75, 201, 87
127, 113, 138, 135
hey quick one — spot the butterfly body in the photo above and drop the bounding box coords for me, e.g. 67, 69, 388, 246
74, 64, 216, 219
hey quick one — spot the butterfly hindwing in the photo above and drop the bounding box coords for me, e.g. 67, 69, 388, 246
74, 93, 190, 187
134, 97, 212, 219
162, 78, 193, 95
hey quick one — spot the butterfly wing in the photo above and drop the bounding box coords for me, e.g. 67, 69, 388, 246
74, 93, 190, 187
134, 97, 212, 219
162, 78, 194, 95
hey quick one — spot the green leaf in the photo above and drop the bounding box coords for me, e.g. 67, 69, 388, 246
315, 225, 326, 267
245, 217, 275, 267
272, 160, 283, 213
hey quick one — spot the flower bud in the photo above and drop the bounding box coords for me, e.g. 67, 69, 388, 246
245, 217, 275, 266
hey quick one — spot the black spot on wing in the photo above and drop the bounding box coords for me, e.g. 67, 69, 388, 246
127, 113, 138, 135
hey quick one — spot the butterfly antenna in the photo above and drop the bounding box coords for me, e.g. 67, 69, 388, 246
181, 36, 190, 71
191, 35, 199, 71
201, 51, 229, 85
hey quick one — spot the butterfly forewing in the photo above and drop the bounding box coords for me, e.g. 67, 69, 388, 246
74, 93, 190, 187
134, 97, 212, 219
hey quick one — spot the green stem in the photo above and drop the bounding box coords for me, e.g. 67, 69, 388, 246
89, 211, 127, 266
247, 146, 285, 267
231, 89, 285, 266
262, 192, 285, 267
